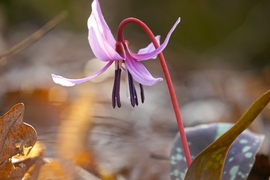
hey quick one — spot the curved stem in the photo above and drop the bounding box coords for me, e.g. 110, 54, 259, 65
117, 18, 192, 167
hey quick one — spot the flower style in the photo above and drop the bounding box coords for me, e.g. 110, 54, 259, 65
52, 0, 180, 108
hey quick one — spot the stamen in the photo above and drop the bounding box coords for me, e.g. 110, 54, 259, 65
116, 69, 122, 107
134, 84, 138, 106
112, 70, 117, 108
112, 69, 121, 108
128, 72, 138, 107
139, 84, 145, 103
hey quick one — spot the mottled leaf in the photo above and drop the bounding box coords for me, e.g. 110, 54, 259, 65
0, 103, 37, 179
181, 90, 270, 180
170, 123, 264, 180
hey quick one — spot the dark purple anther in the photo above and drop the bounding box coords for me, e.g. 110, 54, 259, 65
112, 69, 122, 108
139, 84, 145, 103
128, 72, 137, 107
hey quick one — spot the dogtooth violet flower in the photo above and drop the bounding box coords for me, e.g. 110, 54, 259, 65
52, 0, 180, 108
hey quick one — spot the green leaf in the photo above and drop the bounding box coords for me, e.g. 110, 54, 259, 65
184, 90, 270, 180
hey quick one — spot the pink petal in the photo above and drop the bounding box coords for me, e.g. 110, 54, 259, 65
88, 28, 122, 61
137, 35, 160, 59
88, 0, 123, 61
51, 61, 113, 86
89, 0, 115, 46
131, 18, 181, 61
125, 56, 163, 86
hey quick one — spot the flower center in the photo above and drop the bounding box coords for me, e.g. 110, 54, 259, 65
112, 41, 145, 108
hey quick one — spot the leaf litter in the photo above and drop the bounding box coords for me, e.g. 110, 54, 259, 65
0, 103, 37, 180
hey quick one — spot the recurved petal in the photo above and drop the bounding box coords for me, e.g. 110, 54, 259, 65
137, 35, 160, 59
131, 18, 181, 61
125, 56, 163, 86
88, 0, 123, 61
88, 0, 116, 46
51, 61, 113, 86
89, 27, 123, 61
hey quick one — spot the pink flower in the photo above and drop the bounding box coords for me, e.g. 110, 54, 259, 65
52, 0, 180, 107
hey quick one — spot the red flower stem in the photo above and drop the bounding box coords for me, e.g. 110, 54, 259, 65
117, 18, 192, 167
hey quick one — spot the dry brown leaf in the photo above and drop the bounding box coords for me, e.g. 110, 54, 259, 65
0, 159, 26, 180
73, 149, 99, 176
36, 161, 71, 180
1, 160, 27, 180
57, 91, 100, 175
22, 159, 45, 180
14, 141, 45, 179
0, 103, 37, 179
13, 141, 45, 163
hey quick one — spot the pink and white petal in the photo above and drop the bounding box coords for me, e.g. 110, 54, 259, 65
137, 35, 160, 59
89, 27, 123, 61
88, 0, 116, 46
125, 57, 163, 86
51, 61, 113, 86
88, 0, 123, 61
131, 18, 180, 61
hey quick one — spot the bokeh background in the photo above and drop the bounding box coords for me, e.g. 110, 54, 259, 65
1, 0, 270, 67
0, 0, 269, 179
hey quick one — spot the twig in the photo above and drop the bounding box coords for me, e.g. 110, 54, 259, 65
0, 10, 69, 62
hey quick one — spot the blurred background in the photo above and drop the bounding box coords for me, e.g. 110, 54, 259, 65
0, 0, 269, 179
1, 0, 270, 67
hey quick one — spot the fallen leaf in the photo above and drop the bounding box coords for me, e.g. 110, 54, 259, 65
0, 160, 26, 180
0, 103, 37, 179
57, 91, 100, 176
22, 159, 44, 180
36, 161, 70, 180
13, 141, 45, 176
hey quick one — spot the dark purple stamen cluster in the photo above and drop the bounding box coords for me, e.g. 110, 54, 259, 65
112, 69, 145, 108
